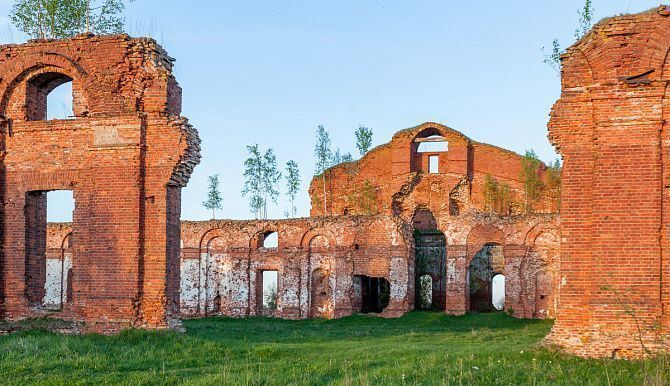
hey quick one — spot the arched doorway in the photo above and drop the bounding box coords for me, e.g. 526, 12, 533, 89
491, 274, 505, 311
413, 209, 446, 310
468, 243, 504, 312
310, 268, 330, 317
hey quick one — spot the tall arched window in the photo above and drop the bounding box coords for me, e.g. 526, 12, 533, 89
26, 72, 74, 121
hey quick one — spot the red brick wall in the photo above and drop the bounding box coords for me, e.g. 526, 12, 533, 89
45, 213, 559, 322
547, 7, 670, 358
0, 35, 200, 331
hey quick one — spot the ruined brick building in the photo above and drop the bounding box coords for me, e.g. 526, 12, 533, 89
0, 35, 201, 331
41, 120, 560, 323
8, 6, 670, 360
547, 6, 670, 358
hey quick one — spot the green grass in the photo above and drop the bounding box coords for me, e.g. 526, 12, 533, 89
0, 312, 667, 385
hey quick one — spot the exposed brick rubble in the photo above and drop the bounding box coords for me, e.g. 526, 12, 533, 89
0, 35, 201, 332
547, 6, 670, 358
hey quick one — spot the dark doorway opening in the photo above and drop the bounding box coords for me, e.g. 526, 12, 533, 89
468, 243, 504, 312
413, 209, 446, 311
353, 275, 390, 314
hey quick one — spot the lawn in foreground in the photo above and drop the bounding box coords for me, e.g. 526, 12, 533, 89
0, 312, 667, 385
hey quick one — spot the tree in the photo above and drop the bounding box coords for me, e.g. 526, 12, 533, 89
242, 144, 281, 219
331, 148, 353, 166
355, 125, 373, 156
519, 150, 544, 214
10, 0, 132, 40
482, 174, 512, 215
314, 125, 332, 215
542, 0, 594, 74
242, 144, 264, 219
574, 0, 594, 40
545, 159, 562, 212
285, 160, 300, 217
261, 148, 281, 219
202, 174, 223, 219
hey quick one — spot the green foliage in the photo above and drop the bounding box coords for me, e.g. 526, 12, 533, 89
284, 160, 300, 218
202, 174, 223, 219
264, 282, 277, 311
0, 313, 667, 384
314, 125, 332, 176
541, 39, 562, 74
482, 174, 512, 215
242, 144, 280, 219
314, 125, 332, 215
575, 0, 594, 40
10, 0, 132, 39
545, 159, 562, 213
542, 0, 595, 74
346, 179, 378, 215
417, 275, 432, 310
331, 148, 353, 166
355, 125, 373, 156
519, 150, 544, 214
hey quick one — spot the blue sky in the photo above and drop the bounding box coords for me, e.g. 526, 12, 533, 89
0, 0, 661, 221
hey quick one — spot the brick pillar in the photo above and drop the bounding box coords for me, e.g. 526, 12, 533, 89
445, 245, 467, 315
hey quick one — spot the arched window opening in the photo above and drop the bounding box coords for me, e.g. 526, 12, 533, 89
468, 243, 504, 312
491, 274, 505, 311
417, 274, 433, 310
259, 231, 278, 249
26, 72, 75, 121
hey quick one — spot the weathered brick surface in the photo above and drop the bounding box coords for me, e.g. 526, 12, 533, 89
309, 122, 557, 218
547, 6, 670, 358
0, 35, 201, 331
45, 212, 559, 321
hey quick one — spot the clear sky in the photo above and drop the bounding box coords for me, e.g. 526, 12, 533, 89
0, 0, 662, 221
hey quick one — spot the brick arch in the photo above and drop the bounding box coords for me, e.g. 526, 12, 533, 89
198, 226, 248, 254
300, 229, 336, 250
465, 224, 504, 265
249, 226, 282, 249
0, 52, 93, 118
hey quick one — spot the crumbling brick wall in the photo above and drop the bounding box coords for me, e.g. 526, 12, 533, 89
547, 6, 670, 358
45, 214, 559, 321
0, 35, 200, 331
309, 122, 558, 218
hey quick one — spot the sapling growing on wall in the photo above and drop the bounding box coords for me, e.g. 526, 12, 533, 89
355, 125, 373, 156
314, 125, 332, 215
284, 160, 300, 218
10, 0, 133, 40
519, 150, 544, 214
202, 174, 223, 219
542, 0, 594, 74
242, 144, 281, 219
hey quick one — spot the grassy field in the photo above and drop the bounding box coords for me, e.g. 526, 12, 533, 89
0, 312, 668, 385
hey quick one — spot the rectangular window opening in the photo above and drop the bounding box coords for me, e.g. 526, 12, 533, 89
429, 155, 439, 174
260, 270, 278, 311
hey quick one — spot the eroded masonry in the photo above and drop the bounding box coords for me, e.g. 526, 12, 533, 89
40, 120, 560, 322
547, 6, 670, 358
10, 9, 670, 359
0, 35, 201, 331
